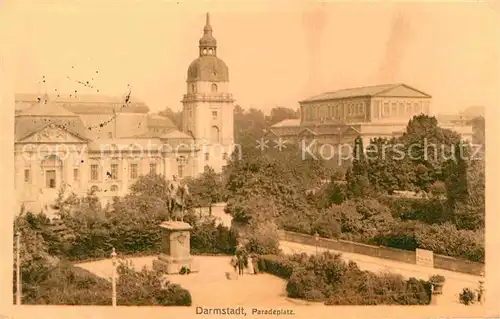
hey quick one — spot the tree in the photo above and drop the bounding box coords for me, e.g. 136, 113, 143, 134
158, 107, 183, 129
400, 115, 461, 192
346, 136, 374, 198
187, 166, 224, 215
469, 116, 485, 146
266, 106, 299, 126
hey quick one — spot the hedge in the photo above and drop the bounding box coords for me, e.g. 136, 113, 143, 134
256, 252, 432, 305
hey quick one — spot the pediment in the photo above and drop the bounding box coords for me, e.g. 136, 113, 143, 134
343, 126, 361, 135
375, 84, 431, 98
298, 128, 318, 137
18, 124, 89, 144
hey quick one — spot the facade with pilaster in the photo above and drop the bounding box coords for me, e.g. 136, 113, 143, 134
267, 84, 473, 159
13, 13, 234, 215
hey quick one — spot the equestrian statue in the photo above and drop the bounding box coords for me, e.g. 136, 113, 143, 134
166, 175, 190, 222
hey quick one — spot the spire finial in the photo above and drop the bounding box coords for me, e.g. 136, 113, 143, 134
203, 12, 213, 34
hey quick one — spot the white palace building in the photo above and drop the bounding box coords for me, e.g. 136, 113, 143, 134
13, 14, 235, 214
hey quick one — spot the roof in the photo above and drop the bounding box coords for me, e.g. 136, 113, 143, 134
15, 93, 144, 104
187, 56, 229, 82
15, 93, 150, 114
271, 119, 301, 128
160, 129, 194, 140
148, 114, 177, 129
267, 123, 361, 137
300, 83, 431, 103
17, 100, 77, 117
15, 99, 90, 141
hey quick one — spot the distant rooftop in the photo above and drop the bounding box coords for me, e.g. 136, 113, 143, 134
301, 83, 431, 103
271, 118, 301, 128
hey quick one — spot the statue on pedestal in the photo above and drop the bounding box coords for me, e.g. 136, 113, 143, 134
166, 175, 190, 221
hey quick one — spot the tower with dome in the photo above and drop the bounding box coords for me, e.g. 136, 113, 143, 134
182, 13, 235, 174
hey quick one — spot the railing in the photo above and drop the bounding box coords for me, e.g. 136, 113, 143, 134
279, 230, 485, 276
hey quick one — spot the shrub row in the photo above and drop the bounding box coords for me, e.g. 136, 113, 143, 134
21, 261, 191, 306
256, 252, 432, 305
277, 199, 484, 263
33, 210, 236, 262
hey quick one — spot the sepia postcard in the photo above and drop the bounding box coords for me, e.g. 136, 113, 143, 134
0, 0, 499, 318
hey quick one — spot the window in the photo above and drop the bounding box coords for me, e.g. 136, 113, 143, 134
90, 185, 99, 193
413, 102, 420, 114
223, 152, 228, 160
191, 84, 195, 93
391, 102, 398, 116
73, 168, 79, 181
210, 126, 220, 143
90, 164, 99, 181
204, 153, 210, 161
149, 163, 157, 175
398, 103, 405, 116
211, 83, 218, 93
24, 169, 30, 183
423, 101, 430, 114
110, 164, 118, 180
110, 185, 119, 192
212, 111, 218, 119
178, 163, 184, 178
406, 103, 412, 115
130, 164, 138, 179
46, 170, 56, 188
383, 103, 390, 116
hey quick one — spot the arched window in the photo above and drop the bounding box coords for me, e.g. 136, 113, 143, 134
110, 185, 119, 192
90, 185, 100, 193
211, 83, 218, 93
191, 84, 196, 93
210, 126, 220, 143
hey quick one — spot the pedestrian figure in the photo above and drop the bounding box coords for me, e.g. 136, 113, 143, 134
230, 255, 238, 273
237, 255, 244, 276
478, 280, 484, 304
247, 255, 255, 275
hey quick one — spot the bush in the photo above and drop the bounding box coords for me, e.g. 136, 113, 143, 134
190, 216, 237, 255
256, 255, 296, 279
117, 261, 191, 306
22, 261, 111, 305
374, 220, 484, 263
380, 197, 447, 224
259, 252, 431, 305
459, 288, 476, 305
241, 220, 281, 255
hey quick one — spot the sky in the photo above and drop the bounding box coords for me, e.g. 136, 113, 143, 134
0, 0, 499, 115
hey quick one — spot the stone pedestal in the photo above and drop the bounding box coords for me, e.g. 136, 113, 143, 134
152, 221, 199, 274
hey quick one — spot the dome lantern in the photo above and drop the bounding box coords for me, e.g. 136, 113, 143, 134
199, 13, 217, 57
187, 13, 229, 83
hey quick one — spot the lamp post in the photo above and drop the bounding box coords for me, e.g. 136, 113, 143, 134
111, 247, 117, 307
15, 232, 21, 306
314, 232, 319, 255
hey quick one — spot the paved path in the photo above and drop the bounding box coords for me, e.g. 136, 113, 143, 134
76, 205, 485, 311
77, 255, 293, 307
209, 204, 485, 307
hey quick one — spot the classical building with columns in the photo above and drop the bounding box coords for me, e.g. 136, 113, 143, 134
267, 83, 473, 159
14, 13, 234, 215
